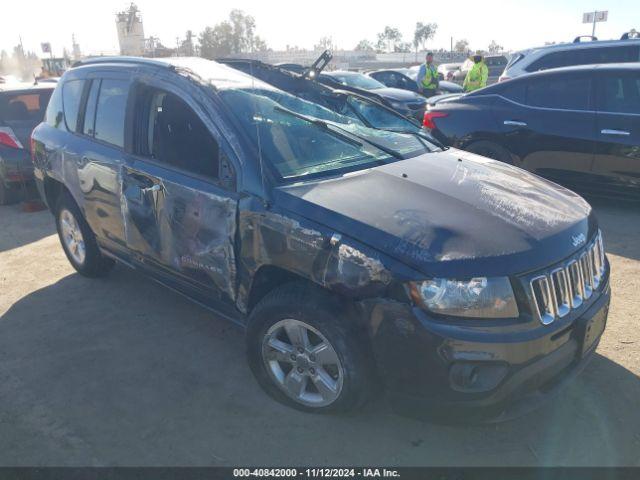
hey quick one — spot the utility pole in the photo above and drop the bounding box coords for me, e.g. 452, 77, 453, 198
592, 11, 597, 37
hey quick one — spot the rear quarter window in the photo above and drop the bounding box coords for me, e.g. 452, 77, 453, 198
1, 91, 51, 124
62, 79, 85, 131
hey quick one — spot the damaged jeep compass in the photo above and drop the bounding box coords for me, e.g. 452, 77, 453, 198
31, 57, 610, 420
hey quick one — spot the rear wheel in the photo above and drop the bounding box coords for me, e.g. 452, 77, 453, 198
246, 284, 374, 413
466, 140, 514, 165
55, 192, 114, 277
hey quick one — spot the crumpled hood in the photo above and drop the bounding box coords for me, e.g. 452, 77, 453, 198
371, 87, 424, 102
274, 149, 596, 278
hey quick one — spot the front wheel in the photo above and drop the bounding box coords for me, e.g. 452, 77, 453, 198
55, 192, 114, 277
246, 284, 374, 413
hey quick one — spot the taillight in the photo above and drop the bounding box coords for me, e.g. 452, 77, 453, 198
423, 111, 448, 129
0, 127, 23, 149
498, 75, 511, 83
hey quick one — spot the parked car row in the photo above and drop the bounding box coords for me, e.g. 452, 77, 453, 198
0, 83, 54, 204
28, 54, 612, 422
424, 54, 640, 199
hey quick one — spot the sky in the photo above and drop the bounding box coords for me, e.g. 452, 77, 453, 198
2, 0, 638, 57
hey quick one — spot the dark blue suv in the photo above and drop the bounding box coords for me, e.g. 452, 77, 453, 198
31, 57, 610, 420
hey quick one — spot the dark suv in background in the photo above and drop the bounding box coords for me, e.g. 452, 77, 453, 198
425, 63, 640, 199
319, 70, 428, 120
31, 57, 609, 421
0, 83, 54, 203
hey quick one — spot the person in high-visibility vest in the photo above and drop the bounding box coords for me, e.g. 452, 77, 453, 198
416, 52, 439, 98
463, 53, 489, 92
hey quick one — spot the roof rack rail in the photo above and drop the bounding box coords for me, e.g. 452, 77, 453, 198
72, 56, 174, 69
621, 30, 639, 40
573, 35, 598, 43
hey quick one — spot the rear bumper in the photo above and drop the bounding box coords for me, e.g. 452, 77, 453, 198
0, 153, 34, 186
366, 279, 610, 423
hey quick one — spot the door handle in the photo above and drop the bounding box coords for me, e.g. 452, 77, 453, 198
601, 129, 630, 136
504, 120, 527, 127
141, 183, 162, 194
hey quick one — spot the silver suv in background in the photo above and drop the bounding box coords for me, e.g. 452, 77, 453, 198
500, 32, 640, 82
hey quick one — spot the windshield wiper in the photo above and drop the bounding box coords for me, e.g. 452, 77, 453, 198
273, 106, 363, 148
274, 106, 403, 159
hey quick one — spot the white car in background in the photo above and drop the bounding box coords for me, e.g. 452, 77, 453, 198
500, 31, 640, 82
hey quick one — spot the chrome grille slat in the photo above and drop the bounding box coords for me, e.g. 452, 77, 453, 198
529, 231, 605, 325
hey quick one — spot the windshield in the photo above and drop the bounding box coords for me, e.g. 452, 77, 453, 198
218, 87, 428, 181
328, 73, 386, 90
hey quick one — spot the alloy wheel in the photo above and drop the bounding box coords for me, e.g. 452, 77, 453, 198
261, 318, 344, 407
59, 208, 86, 265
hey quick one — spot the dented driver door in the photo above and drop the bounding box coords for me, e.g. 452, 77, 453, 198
120, 158, 239, 305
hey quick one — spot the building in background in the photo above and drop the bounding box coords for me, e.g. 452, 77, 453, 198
116, 3, 145, 56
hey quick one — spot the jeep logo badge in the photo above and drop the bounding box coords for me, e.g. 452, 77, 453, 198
572, 233, 586, 247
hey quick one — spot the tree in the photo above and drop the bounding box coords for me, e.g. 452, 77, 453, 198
395, 42, 412, 53
229, 9, 255, 52
488, 40, 503, 54
454, 39, 470, 53
413, 22, 438, 54
314, 36, 335, 51
199, 23, 234, 59
0, 50, 9, 74
354, 39, 374, 52
198, 10, 268, 59
376, 26, 402, 53
253, 35, 269, 52
179, 30, 196, 56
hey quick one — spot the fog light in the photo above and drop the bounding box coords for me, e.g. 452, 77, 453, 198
449, 362, 508, 393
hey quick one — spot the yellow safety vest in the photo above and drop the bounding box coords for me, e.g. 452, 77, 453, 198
463, 62, 488, 92
422, 64, 438, 90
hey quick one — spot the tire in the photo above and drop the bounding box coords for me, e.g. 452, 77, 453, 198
55, 191, 115, 277
465, 140, 514, 165
0, 181, 20, 205
246, 283, 374, 413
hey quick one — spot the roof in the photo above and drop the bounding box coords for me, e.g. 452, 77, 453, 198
72, 56, 273, 91
517, 37, 640, 55
0, 82, 56, 93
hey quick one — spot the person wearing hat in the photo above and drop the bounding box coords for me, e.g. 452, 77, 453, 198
416, 52, 439, 98
463, 52, 488, 92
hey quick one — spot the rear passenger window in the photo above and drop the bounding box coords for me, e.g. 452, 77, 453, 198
94, 79, 128, 148
598, 74, 640, 114
62, 79, 85, 131
526, 76, 591, 110
45, 86, 64, 129
501, 82, 526, 103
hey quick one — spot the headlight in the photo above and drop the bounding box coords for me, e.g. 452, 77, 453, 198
408, 277, 519, 318
389, 101, 405, 110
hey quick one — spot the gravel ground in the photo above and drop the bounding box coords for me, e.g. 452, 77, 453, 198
0, 200, 638, 467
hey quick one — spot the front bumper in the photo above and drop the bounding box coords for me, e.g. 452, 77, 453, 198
365, 278, 610, 423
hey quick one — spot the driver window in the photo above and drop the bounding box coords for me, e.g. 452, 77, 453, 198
136, 87, 219, 179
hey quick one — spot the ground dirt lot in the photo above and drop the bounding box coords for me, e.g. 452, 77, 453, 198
0, 199, 639, 466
